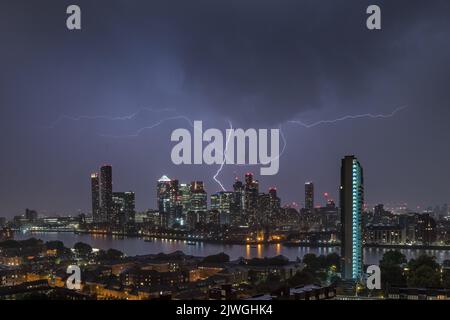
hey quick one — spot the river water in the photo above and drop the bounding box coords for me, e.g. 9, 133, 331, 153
14, 231, 450, 264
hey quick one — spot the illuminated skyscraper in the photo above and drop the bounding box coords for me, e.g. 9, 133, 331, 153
91, 173, 101, 222
124, 191, 136, 224
211, 191, 234, 225
179, 183, 191, 225
232, 179, 244, 206
244, 173, 259, 226
305, 182, 314, 212
340, 155, 364, 280
185, 181, 207, 229
231, 178, 245, 225
100, 165, 113, 223
157, 175, 172, 228
257, 193, 271, 225
268, 187, 281, 217
112, 191, 135, 226
157, 176, 186, 228
157, 175, 171, 213
169, 179, 182, 227
190, 181, 207, 213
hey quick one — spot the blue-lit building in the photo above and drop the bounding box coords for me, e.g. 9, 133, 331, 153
340, 155, 364, 280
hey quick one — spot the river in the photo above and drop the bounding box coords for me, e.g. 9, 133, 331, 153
14, 231, 450, 264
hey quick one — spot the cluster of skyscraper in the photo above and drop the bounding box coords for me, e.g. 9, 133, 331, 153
91, 165, 135, 227
156, 173, 280, 231
90, 155, 365, 281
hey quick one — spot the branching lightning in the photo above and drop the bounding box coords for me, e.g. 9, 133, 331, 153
99, 115, 194, 138
46, 105, 406, 192
46, 107, 177, 129
211, 123, 287, 191
213, 120, 233, 191
288, 105, 407, 128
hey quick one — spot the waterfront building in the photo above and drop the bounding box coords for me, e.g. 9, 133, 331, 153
231, 178, 245, 225
365, 224, 405, 245
100, 165, 113, 224
305, 182, 314, 212
157, 175, 175, 228
415, 213, 437, 245
112, 191, 136, 226
25, 209, 38, 222
317, 200, 339, 231
211, 191, 234, 225
244, 173, 259, 226
189, 181, 207, 214
180, 183, 192, 222
340, 155, 364, 280
91, 173, 101, 222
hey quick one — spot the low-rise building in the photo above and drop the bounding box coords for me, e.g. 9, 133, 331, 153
365, 224, 405, 244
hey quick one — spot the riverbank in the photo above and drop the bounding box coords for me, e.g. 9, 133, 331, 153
364, 243, 450, 251
11, 231, 450, 265
16, 229, 450, 251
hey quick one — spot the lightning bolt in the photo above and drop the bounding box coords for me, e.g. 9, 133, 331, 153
46, 107, 197, 138
212, 123, 287, 191
213, 105, 406, 192
46, 105, 406, 192
288, 105, 407, 128
45, 107, 177, 129
47, 107, 225, 190
213, 120, 233, 191
99, 115, 194, 138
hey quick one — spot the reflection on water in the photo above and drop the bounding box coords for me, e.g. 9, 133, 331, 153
14, 231, 450, 264
275, 243, 281, 256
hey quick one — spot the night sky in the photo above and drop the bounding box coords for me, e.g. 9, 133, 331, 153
1, 0, 449, 217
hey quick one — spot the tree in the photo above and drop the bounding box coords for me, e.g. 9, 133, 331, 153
442, 269, 450, 289
325, 253, 341, 272
255, 273, 283, 293
99, 248, 124, 261
302, 254, 321, 272
407, 265, 441, 288
45, 240, 71, 257
45, 241, 65, 251
288, 270, 316, 287
0, 240, 20, 248
381, 264, 406, 288
380, 250, 407, 288
408, 254, 440, 272
0, 238, 42, 249
380, 250, 406, 267
73, 242, 92, 256
202, 252, 230, 264
20, 238, 43, 248
406, 254, 441, 288
246, 256, 289, 266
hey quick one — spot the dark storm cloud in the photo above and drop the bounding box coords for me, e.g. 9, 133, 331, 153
174, 0, 450, 125
3, 0, 449, 125
93, 0, 450, 125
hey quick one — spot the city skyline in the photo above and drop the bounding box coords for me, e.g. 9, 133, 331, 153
1, 157, 449, 218
2, 154, 450, 301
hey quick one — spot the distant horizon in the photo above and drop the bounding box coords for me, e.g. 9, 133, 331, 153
1, 163, 448, 219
